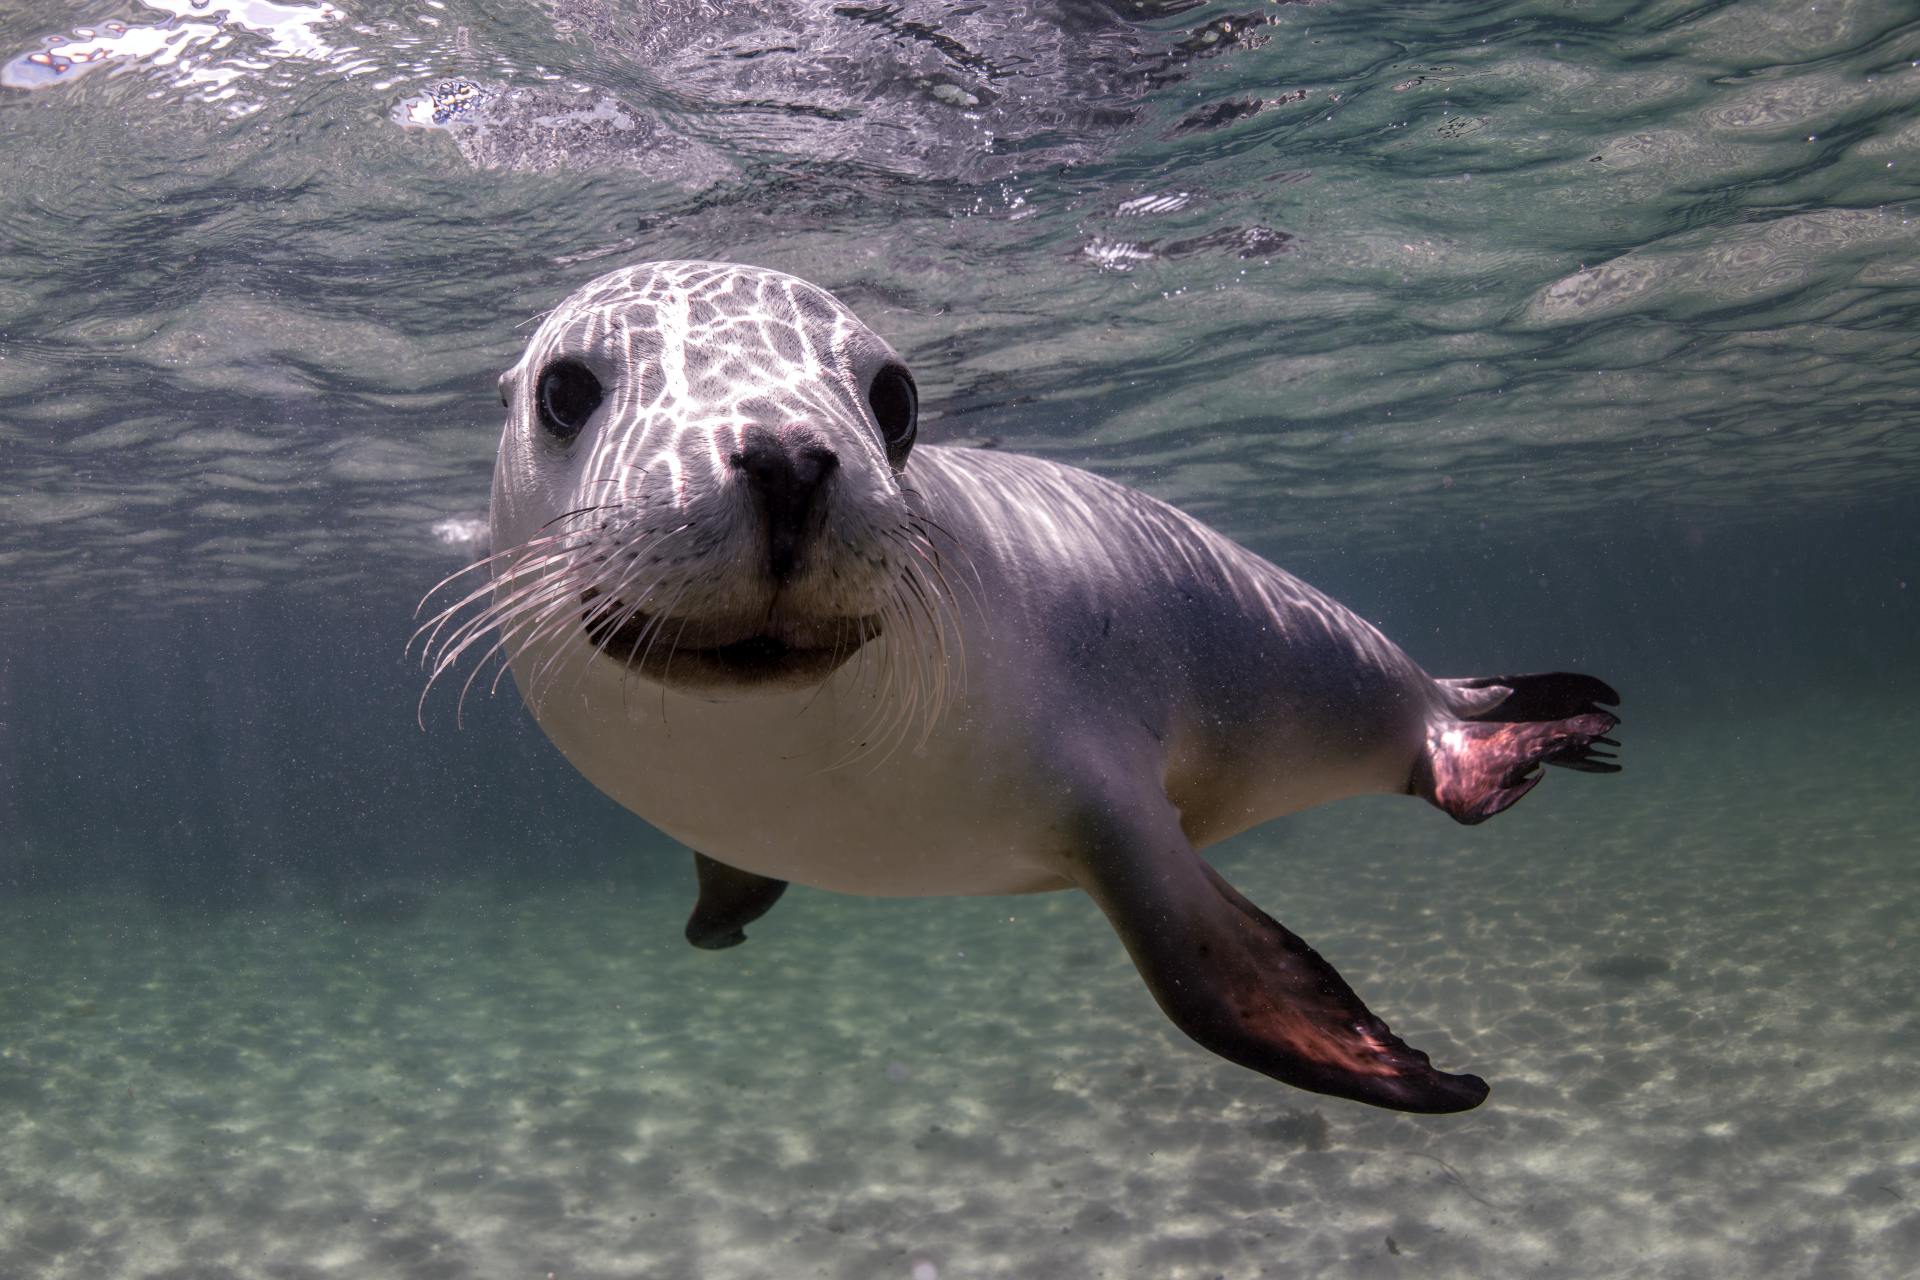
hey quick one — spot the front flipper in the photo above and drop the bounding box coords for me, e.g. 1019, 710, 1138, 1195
685, 852, 789, 950
1075, 802, 1488, 1114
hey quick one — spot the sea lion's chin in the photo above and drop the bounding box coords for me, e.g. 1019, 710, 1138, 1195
582, 598, 880, 694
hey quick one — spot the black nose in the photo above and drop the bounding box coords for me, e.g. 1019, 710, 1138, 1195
729, 425, 838, 582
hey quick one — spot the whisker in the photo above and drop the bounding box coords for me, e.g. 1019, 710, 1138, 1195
462, 575, 592, 717
418, 463, 970, 784
417, 558, 586, 725
615, 571, 701, 714
414, 495, 716, 726
411, 527, 591, 653
429, 557, 582, 676
426, 551, 577, 658
539, 502, 619, 533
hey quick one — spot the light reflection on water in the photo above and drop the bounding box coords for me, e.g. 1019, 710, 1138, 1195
3, 0, 350, 104
1, 1, 1915, 612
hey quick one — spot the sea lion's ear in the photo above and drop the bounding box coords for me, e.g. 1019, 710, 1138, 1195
1070, 793, 1488, 1114
497, 369, 515, 408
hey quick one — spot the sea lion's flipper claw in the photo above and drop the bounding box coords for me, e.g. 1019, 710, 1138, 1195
1076, 804, 1488, 1114
685, 852, 789, 950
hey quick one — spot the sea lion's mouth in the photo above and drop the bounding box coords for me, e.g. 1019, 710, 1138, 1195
580, 588, 879, 690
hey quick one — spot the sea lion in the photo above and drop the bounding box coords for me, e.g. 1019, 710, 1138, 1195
421, 260, 1620, 1114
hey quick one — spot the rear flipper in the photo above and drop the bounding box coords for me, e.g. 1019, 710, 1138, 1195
1418, 671, 1622, 825
1075, 794, 1489, 1114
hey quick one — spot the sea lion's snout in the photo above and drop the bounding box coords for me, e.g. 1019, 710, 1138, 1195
729, 423, 838, 584
565, 414, 883, 693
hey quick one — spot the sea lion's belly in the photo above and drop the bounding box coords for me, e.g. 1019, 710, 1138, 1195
522, 653, 1078, 897
649, 751, 1068, 897
518, 613, 1424, 897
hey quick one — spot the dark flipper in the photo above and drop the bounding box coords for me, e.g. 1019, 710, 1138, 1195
1440, 671, 1619, 724
1075, 798, 1489, 1114
1419, 671, 1622, 825
685, 852, 789, 950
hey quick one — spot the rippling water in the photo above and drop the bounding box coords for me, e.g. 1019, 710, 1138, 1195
3, 0, 1915, 609
1, 3, 1918, 1278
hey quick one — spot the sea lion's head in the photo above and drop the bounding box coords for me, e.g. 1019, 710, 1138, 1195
474, 261, 944, 700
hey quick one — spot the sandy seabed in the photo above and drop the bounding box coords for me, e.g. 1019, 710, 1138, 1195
2, 703, 1915, 1279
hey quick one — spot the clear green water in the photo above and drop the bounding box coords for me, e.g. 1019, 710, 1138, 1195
3, 707, 1916, 1277
1, 1, 1917, 1277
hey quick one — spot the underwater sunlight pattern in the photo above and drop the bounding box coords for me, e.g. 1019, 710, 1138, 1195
0, 1, 1916, 1277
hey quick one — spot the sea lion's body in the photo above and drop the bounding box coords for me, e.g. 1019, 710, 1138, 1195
442, 261, 1620, 1114
525, 443, 1438, 898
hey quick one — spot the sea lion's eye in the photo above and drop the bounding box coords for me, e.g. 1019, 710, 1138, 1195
868, 362, 917, 466
536, 359, 603, 443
